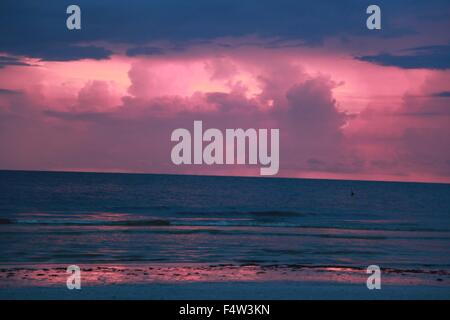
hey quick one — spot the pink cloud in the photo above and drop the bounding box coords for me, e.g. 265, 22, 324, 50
0, 42, 449, 183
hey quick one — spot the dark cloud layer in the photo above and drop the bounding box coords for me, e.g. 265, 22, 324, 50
431, 91, 450, 97
126, 47, 165, 57
1, 0, 446, 61
0, 88, 22, 95
358, 45, 450, 70
0, 56, 33, 68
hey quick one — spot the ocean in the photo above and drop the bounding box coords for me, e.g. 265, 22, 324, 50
1, 170, 449, 272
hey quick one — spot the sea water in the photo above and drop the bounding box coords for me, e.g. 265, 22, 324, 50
0, 170, 449, 273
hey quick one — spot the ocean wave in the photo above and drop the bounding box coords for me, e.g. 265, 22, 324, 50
8, 218, 171, 227
5, 218, 293, 228
171, 220, 450, 232
171, 220, 297, 227
247, 210, 310, 217
107, 205, 172, 212
2, 216, 450, 233
175, 210, 310, 217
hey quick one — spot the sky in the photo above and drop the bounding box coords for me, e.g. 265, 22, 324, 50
0, 0, 449, 183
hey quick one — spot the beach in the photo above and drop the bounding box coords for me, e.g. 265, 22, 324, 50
1, 263, 449, 299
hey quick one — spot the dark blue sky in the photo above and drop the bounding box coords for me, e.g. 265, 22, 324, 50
1, 0, 449, 68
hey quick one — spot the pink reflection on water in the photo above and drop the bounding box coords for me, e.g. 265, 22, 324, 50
1, 263, 448, 288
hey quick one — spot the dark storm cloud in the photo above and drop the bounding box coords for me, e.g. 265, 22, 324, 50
1, 0, 443, 61
126, 47, 166, 57
0, 88, 22, 95
357, 45, 450, 70
28, 45, 112, 62
431, 91, 450, 97
0, 56, 33, 68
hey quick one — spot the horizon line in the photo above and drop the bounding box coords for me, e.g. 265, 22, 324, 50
0, 168, 448, 185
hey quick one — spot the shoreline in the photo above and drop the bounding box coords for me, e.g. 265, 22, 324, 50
1, 263, 449, 299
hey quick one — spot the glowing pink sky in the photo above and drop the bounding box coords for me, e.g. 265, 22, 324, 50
0, 36, 449, 183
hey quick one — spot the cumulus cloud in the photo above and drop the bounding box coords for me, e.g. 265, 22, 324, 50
0, 51, 352, 176
0, 31, 449, 182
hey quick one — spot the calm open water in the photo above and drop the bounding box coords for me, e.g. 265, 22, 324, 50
0, 170, 449, 272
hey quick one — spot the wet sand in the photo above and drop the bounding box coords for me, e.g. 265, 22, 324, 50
1, 263, 449, 299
